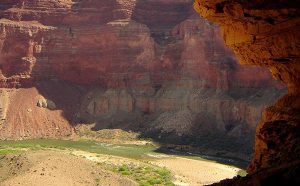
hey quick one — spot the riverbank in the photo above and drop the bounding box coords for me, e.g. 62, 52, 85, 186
0, 139, 245, 186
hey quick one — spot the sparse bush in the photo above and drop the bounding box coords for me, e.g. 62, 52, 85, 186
237, 169, 247, 177
111, 164, 174, 186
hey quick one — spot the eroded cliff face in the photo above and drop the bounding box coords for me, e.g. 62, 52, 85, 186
0, 0, 284, 158
194, 0, 300, 181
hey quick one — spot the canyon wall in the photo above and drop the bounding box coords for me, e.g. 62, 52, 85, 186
194, 0, 300, 184
0, 0, 284, 158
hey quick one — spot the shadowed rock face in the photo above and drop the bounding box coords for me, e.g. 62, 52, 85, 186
0, 0, 284, 158
194, 0, 300, 184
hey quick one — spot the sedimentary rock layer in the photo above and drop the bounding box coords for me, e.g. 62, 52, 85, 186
0, 0, 284, 158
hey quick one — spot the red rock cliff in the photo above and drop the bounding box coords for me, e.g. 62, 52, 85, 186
194, 0, 300, 184
0, 0, 284, 158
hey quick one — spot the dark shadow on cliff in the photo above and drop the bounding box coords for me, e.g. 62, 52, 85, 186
154, 146, 250, 169
80, 107, 257, 162
34, 80, 87, 126
20, 78, 285, 170
131, 0, 192, 44
209, 161, 300, 186
30, 75, 286, 164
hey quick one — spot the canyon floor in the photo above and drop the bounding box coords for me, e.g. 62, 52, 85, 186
0, 136, 244, 186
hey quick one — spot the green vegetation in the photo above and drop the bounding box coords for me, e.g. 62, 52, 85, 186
94, 178, 100, 183
0, 149, 20, 155
0, 139, 247, 167
108, 164, 174, 186
237, 169, 248, 177
76, 128, 144, 142
0, 139, 157, 159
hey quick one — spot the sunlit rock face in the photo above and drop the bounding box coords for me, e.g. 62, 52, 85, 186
194, 0, 300, 182
0, 0, 284, 158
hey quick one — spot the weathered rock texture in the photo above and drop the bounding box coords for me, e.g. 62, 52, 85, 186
194, 0, 300, 183
0, 0, 284, 158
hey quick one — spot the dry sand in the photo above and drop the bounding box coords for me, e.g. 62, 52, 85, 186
0, 150, 240, 186
150, 157, 240, 186
71, 150, 241, 186
0, 150, 137, 186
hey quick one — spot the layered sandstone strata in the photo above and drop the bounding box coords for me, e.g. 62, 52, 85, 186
194, 0, 300, 180
0, 0, 284, 158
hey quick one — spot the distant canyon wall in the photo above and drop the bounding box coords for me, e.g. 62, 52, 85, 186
0, 0, 285, 157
